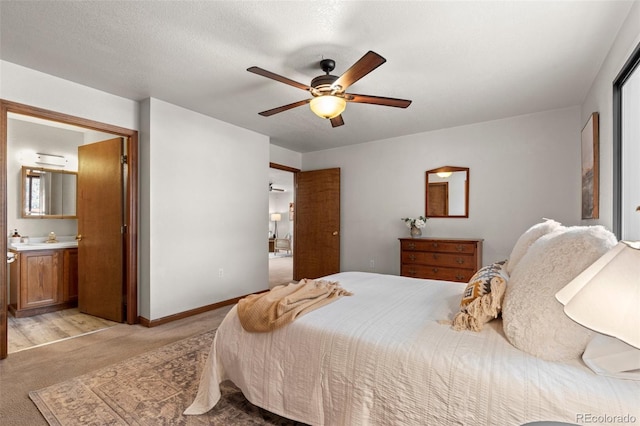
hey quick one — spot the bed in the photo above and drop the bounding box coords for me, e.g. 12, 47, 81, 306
185, 270, 640, 425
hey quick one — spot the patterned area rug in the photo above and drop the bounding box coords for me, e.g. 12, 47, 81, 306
29, 330, 307, 425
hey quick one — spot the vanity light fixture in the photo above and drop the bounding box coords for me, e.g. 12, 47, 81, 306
36, 153, 66, 167
309, 95, 347, 119
436, 171, 453, 178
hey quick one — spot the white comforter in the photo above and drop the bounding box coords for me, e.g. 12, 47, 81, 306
185, 272, 640, 425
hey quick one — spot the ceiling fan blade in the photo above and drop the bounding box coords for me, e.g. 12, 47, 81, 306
345, 93, 412, 108
333, 51, 386, 91
247, 66, 311, 92
258, 99, 311, 117
330, 115, 345, 128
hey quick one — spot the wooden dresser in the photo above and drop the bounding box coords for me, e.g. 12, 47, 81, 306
399, 237, 483, 282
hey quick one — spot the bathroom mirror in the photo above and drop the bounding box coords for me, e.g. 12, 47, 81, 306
425, 166, 469, 218
21, 166, 77, 218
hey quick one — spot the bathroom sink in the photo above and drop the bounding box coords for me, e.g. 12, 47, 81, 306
30, 241, 78, 247
10, 240, 78, 250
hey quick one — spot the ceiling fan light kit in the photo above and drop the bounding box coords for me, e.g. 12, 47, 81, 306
310, 96, 346, 119
248, 51, 412, 127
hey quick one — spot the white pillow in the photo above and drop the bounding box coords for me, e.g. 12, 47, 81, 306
506, 219, 562, 275
502, 225, 617, 361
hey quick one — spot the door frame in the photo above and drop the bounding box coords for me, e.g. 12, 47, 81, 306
270, 162, 300, 279
0, 99, 139, 359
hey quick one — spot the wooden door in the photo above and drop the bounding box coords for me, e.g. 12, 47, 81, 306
77, 138, 124, 322
20, 250, 62, 310
293, 168, 340, 280
428, 182, 449, 216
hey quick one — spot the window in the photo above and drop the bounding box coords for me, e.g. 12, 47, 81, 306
25, 169, 43, 214
613, 42, 640, 240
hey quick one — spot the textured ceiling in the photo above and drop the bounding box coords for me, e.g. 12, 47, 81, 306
0, 1, 634, 153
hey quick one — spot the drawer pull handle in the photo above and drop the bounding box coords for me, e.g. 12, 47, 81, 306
408, 243, 415, 249
456, 258, 464, 264
456, 274, 465, 281
432, 254, 439, 260
432, 243, 438, 248
409, 269, 417, 276
456, 245, 464, 252
409, 254, 416, 261
432, 268, 439, 273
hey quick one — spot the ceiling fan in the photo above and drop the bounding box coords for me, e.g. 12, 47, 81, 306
269, 182, 285, 192
247, 51, 412, 128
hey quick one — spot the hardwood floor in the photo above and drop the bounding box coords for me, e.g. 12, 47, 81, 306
8, 308, 119, 354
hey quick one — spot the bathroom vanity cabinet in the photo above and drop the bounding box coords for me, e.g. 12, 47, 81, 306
8, 248, 78, 318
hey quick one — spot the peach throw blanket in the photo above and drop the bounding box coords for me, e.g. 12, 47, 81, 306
237, 279, 353, 332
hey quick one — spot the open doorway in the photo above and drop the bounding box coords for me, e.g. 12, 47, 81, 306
6, 115, 124, 353
269, 164, 296, 288
1, 100, 138, 359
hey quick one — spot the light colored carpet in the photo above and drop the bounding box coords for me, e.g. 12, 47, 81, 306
0, 306, 232, 426
269, 254, 293, 288
29, 330, 305, 425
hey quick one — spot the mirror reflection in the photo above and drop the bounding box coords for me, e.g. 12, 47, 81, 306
22, 166, 77, 218
425, 166, 469, 218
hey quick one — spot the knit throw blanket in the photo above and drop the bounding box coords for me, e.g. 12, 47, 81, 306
237, 279, 353, 332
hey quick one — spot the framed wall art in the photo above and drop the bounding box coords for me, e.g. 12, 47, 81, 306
581, 112, 599, 219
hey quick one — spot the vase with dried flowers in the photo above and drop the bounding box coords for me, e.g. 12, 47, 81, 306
401, 216, 427, 238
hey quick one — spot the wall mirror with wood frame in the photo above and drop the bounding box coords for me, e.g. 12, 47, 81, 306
21, 166, 77, 218
425, 166, 469, 218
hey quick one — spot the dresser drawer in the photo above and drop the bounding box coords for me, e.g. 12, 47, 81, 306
400, 239, 477, 255
401, 251, 477, 269
399, 237, 483, 283
401, 264, 475, 282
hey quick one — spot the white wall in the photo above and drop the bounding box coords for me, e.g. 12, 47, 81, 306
580, 1, 640, 233
0, 61, 139, 131
2, 61, 273, 322
302, 107, 582, 274
270, 144, 301, 169
139, 99, 152, 319
141, 98, 270, 320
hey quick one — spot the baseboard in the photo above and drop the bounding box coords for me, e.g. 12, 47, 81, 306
137, 291, 266, 327
9, 300, 78, 318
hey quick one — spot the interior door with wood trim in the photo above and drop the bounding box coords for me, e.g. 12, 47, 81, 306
77, 137, 125, 322
428, 182, 449, 216
293, 168, 340, 280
